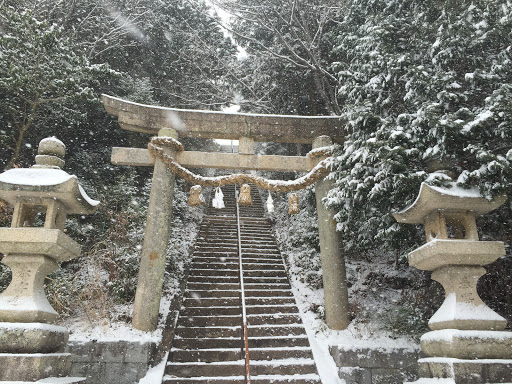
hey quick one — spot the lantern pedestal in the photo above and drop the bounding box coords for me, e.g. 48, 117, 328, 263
0, 229, 80, 324
409, 239, 507, 332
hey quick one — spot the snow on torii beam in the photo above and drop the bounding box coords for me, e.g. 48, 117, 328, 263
102, 94, 345, 144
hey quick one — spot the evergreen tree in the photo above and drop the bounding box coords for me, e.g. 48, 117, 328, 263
0, 8, 114, 169
0, 1, 237, 171
326, 0, 512, 256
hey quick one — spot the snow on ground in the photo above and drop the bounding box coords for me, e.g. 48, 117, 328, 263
64, 316, 162, 344
300, 310, 346, 384
138, 352, 168, 384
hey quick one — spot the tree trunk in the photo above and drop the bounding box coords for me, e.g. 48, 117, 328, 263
5, 99, 39, 170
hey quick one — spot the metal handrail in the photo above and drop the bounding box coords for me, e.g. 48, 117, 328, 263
235, 186, 251, 384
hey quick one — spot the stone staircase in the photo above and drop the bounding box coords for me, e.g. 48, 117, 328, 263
164, 184, 321, 384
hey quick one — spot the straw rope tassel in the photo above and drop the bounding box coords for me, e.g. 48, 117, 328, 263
288, 193, 300, 215
238, 184, 253, 206
188, 185, 205, 206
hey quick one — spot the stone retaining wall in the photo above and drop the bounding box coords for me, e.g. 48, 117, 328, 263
65, 340, 156, 384
329, 344, 422, 384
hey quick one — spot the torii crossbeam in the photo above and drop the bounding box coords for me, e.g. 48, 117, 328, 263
103, 94, 350, 332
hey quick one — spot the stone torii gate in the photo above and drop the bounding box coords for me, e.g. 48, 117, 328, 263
102, 94, 349, 332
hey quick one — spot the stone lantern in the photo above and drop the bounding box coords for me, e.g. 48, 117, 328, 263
394, 182, 512, 383
0, 137, 99, 382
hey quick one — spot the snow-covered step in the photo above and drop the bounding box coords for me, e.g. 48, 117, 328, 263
192, 250, 238, 256
170, 348, 241, 363
191, 262, 240, 270
164, 376, 320, 384
243, 276, 289, 283
194, 246, 239, 253
179, 315, 241, 327
241, 238, 277, 244
249, 347, 314, 360
241, 248, 281, 255
165, 361, 245, 377
244, 282, 291, 289
248, 335, 311, 348
182, 297, 240, 306
244, 261, 284, 266
196, 236, 238, 241
239, 235, 276, 241
247, 313, 303, 325
248, 324, 306, 337
186, 282, 240, 290
249, 374, 321, 384
188, 268, 239, 277
250, 359, 318, 375
244, 289, 293, 297
180, 305, 241, 317
185, 289, 241, 298
242, 244, 280, 250
243, 263, 286, 271
187, 275, 239, 283
246, 304, 299, 315
245, 297, 296, 305
241, 253, 282, 259
194, 241, 238, 246
244, 269, 288, 277
172, 337, 242, 349
192, 255, 239, 261
175, 326, 241, 338
239, 229, 273, 235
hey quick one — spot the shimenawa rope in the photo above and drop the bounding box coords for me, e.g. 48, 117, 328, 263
148, 137, 333, 193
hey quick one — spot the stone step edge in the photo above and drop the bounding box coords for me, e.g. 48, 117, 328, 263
181, 304, 297, 309
171, 347, 313, 352
178, 314, 301, 319
176, 324, 305, 330
175, 336, 308, 341
167, 360, 316, 367
163, 375, 244, 381
185, 289, 291, 294
163, 374, 320, 380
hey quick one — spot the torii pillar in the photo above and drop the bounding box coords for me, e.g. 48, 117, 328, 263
132, 128, 178, 331
313, 136, 350, 330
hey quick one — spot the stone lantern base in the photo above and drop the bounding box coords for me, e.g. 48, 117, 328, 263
421, 329, 512, 359
0, 322, 68, 353
0, 322, 84, 382
0, 379, 85, 384
405, 357, 512, 384
404, 330, 512, 383
0, 353, 75, 382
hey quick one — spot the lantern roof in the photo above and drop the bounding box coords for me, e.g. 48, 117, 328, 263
393, 182, 506, 224
0, 168, 99, 214
0, 137, 98, 215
